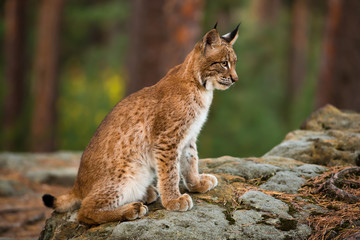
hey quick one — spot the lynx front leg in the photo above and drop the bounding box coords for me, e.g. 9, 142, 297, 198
180, 141, 218, 193
155, 145, 193, 211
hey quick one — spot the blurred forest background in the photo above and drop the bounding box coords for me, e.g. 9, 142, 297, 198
1, 0, 360, 158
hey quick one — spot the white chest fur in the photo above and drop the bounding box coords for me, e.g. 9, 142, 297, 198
181, 90, 213, 150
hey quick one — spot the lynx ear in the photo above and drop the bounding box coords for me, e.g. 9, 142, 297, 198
202, 29, 221, 52
221, 24, 240, 45
213, 22, 218, 30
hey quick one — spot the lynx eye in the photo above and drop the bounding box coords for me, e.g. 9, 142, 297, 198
221, 61, 228, 67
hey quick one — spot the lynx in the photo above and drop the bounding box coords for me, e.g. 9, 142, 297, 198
43, 24, 239, 225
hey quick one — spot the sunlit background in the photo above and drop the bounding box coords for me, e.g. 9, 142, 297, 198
1, 0, 359, 158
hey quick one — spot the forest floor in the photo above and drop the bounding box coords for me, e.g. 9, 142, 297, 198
1, 165, 359, 240
0, 169, 70, 239
300, 166, 360, 240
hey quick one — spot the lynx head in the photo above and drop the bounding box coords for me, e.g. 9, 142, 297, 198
195, 24, 239, 91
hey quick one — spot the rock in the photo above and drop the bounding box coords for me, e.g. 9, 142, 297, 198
39, 193, 312, 240
264, 130, 360, 166
229, 222, 311, 240
27, 105, 360, 239
259, 171, 306, 194
232, 194, 312, 240
0, 151, 81, 173
292, 164, 326, 178
0, 151, 81, 187
301, 104, 360, 131
230, 224, 283, 240
231, 210, 263, 226
264, 105, 360, 166
251, 156, 305, 168
229, 210, 311, 240
26, 168, 78, 186
0, 179, 30, 197
239, 191, 292, 219
264, 139, 313, 163
201, 156, 281, 180
112, 204, 230, 240
39, 211, 95, 240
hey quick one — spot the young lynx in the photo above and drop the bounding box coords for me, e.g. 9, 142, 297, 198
43, 24, 239, 224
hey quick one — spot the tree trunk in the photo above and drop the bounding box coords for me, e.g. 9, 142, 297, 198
126, 0, 204, 95
251, 0, 282, 26
3, 0, 26, 150
287, 0, 309, 98
316, 0, 360, 111
161, 0, 204, 75
30, 0, 65, 152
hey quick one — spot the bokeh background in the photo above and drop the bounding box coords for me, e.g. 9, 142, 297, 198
1, 0, 359, 158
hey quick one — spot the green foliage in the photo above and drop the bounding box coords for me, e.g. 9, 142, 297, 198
199, 14, 289, 157
57, 1, 129, 150
198, 1, 324, 158
1, 0, 325, 157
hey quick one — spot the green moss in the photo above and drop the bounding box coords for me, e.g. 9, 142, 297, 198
287, 203, 297, 215
277, 218, 297, 231
221, 199, 246, 225
326, 204, 340, 211
206, 161, 232, 169
223, 210, 236, 225
83, 229, 113, 240
332, 220, 350, 232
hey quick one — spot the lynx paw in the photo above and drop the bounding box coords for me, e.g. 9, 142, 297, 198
188, 174, 218, 193
163, 194, 193, 212
143, 185, 159, 204
124, 202, 148, 220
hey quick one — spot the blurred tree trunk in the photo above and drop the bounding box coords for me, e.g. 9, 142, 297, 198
316, 0, 360, 111
3, 0, 26, 150
251, 0, 282, 25
30, 0, 65, 152
287, 0, 309, 98
126, 0, 204, 95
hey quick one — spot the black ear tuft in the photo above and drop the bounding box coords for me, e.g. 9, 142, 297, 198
213, 22, 218, 30
221, 23, 241, 45
42, 194, 55, 208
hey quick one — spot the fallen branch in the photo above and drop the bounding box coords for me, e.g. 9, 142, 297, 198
317, 167, 360, 203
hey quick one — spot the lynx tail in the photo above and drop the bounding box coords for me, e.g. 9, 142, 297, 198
42, 194, 55, 208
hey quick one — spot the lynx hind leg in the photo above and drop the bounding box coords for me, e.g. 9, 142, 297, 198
78, 182, 149, 224
78, 200, 148, 225
143, 184, 159, 204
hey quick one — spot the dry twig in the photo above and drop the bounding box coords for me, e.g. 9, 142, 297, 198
317, 167, 360, 203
